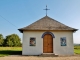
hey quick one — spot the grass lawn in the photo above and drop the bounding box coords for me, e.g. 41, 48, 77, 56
74, 49, 80, 54
0, 47, 22, 57
0, 46, 80, 57
74, 46, 80, 54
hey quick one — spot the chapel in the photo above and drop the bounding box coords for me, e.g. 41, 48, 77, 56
18, 15, 77, 55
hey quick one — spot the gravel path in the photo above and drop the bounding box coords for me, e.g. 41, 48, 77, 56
0, 55, 80, 60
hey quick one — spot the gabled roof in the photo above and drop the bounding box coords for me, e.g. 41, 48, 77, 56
18, 16, 78, 33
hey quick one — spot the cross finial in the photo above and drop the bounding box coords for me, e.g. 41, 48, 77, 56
44, 5, 50, 16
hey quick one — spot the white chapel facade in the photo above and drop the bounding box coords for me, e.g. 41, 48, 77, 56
18, 15, 77, 55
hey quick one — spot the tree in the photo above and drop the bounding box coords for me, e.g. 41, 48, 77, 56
5, 34, 21, 47
0, 34, 4, 46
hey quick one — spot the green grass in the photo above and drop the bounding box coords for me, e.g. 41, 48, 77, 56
0, 46, 80, 57
0, 47, 22, 57
74, 49, 80, 54
74, 46, 80, 54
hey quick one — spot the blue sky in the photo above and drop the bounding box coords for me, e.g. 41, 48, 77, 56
0, 0, 80, 43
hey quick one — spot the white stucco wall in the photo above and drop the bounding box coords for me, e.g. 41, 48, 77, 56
22, 31, 74, 55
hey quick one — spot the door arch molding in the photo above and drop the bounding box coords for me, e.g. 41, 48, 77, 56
41, 32, 55, 38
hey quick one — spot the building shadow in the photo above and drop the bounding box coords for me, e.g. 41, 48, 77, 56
0, 50, 22, 55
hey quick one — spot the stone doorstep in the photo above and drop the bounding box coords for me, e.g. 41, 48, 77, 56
39, 53, 58, 57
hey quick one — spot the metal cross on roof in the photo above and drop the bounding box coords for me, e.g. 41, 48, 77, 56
44, 5, 50, 16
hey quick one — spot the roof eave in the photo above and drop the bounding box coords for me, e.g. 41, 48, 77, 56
18, 29, 23, 33
73, 29, 78, 32
18, 28, 78, 33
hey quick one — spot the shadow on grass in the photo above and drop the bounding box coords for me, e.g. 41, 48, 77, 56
0, 50, 22, 55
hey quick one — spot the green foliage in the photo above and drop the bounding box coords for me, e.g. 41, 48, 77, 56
0, 33, 22, 47
5, 34, 21, 47
0, 34, 4, 46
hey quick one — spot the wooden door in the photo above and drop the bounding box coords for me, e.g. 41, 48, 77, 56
43, 34, 53, 53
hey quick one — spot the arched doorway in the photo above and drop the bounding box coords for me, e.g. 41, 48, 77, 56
43, 34, 53, 53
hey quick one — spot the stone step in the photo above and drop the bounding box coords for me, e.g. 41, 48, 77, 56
39, 53, 58, 57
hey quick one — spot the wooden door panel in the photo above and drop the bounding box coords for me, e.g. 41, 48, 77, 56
43, 34, 47, 53
43, 34, 53, 53
43, 35, 48, 47
43, 44, 47, 47
48, 39, 53, 43
43, 47, 47, 50
48, 44, 53, 48
43, 47, 47, 53
48, 48, 53, 53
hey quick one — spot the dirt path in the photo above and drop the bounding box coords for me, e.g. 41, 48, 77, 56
0, 55, 80, 60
